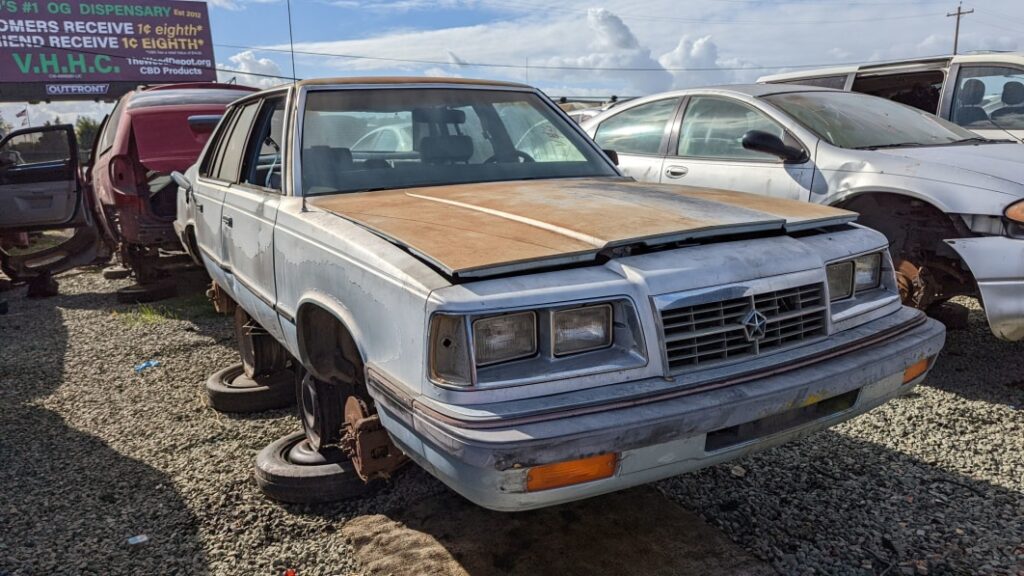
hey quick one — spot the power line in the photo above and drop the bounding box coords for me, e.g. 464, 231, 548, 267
215, 43, 949, 74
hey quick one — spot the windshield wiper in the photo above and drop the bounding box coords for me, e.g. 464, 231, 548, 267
854, 142, 928, 150
951, 136, 1015, 145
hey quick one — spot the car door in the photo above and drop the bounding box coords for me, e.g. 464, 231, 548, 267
590, 97, 682, 182
220, 95, 288, 340
190, 101, 259, 290
0, 124, 101, 280
661, 95, 814, 202
0, 125, 83, 230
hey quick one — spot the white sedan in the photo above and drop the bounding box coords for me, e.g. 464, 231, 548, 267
582, 84, 1024, 341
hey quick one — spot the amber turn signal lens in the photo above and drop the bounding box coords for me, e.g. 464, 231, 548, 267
1006, 201, 1024, 224
903, 358, 930, 383
526, 453, 618, 492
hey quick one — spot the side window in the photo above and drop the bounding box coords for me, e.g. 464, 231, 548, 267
0, 129, 70, 168
677, 96, 786, 161
851, 71, 945, 113
951, 66, 1024, 130
779, 75, 848, 90
214, 102, 259, 183
593, 98, 679, 156
199, 108, 235, 178
241, 97, 287, 191
97, 98, 125, 153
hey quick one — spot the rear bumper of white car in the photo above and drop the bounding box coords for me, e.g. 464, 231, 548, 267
367, 308, 945, 512
946, 236, 1024, 341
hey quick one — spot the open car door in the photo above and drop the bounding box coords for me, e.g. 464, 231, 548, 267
0, 124, 99, 281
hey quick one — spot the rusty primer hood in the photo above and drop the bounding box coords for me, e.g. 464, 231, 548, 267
308, 178, 855, 278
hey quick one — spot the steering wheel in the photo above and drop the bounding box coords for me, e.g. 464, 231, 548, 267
484, 149, 535, 163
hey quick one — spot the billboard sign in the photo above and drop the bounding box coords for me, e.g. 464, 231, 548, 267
0, 0, 216, 96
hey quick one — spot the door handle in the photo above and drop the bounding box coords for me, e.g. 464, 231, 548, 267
222, 216, 233, 228
665, 165, 689, 179
195, 202, 204, 214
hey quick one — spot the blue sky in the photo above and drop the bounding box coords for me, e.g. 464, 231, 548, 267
3, 0, 1024, 125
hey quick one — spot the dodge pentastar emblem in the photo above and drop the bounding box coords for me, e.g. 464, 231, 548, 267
741, 308, 768, 342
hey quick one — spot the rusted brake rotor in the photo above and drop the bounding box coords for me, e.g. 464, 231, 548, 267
342, 396, 408, 481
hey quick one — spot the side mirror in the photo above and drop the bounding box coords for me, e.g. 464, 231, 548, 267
603, 149, 619, 166
171, 171, 192, 203
741, 130, 807, 163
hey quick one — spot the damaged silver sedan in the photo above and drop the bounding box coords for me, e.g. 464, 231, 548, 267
175, 78, 945, 511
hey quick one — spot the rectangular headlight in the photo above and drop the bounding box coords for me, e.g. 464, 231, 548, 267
473, 311, 537, 366
552, 304, 613, 356
854, 253, 882, 291
826, 261, 854, 301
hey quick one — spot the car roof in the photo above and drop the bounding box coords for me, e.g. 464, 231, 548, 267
759, 51, 1024, 83
294, 76, 531, 89
601, 83, 841, 104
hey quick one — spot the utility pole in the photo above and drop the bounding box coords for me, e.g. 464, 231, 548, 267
286, 0, 297, 82
946, 1, 973, 55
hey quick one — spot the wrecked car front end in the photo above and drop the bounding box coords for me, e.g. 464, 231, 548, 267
309, 182, 946, 511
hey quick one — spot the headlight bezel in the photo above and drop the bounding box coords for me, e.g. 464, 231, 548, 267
826, 251, 884, 302
428, 297, 646, 389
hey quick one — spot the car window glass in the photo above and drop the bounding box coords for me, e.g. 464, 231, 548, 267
593, 98, 678, 155
0, 130, 69, 168
764, 91, 976, 148
951, 66, 1024, 130
851, 70, 944, 113
242, 98, 286, 191
677, 96, 784, 161
97, 98, 125, 153
778, 75, 848, 89
215, 102, 258, 182
495, 101, 583, 162
199, 108, 235, 178
299, 88, 615, 195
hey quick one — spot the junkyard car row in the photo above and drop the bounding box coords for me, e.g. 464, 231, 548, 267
3, 64, 1024, 511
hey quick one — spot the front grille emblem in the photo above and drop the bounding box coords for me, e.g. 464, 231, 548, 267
741, 308, 768, 342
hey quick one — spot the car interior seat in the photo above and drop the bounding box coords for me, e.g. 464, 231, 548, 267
992, 81, 1024, 120
954, 78, 990, 126
302, 146, 353, 193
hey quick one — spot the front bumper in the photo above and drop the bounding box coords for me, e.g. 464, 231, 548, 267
946, 236, 1024, 341
368, 308, 945, 511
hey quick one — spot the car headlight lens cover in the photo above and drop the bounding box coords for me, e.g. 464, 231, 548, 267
854, 253, 882, 291
552, 304, 613, 356
828, 252, 883, 301
473, 311, 537, 366
826, 261, 854, 301
430, 314, 472, 386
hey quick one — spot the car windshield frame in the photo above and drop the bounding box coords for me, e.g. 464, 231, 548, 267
296, 86, 618, 196
761, 90, 980, 150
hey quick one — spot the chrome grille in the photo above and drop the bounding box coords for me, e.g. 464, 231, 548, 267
661, 283, 826, 372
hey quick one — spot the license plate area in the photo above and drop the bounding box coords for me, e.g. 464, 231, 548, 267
704, 388, 860, 452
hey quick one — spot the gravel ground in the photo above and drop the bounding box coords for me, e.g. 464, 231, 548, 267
1, 270, 1022, 575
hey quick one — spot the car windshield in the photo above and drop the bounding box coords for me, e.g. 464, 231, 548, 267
762, 91, 979, 149
300, 88, 616, 195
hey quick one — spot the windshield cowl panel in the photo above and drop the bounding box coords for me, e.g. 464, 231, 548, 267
299, 88, 616, 196
763, 91, 979, 150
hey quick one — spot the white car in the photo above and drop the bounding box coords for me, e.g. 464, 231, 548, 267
172, 77, 943, 511
759, 52, 1024, 143
582, 84, 1024, 341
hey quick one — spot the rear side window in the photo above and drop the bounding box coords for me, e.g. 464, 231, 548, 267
97, 98, 125, 153
213, 102, 259, 183
779, 75, 848, 90
851, 71, 945, 114
593, 98, 679, 156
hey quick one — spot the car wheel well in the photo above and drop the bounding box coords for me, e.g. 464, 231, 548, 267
835, 192, 976, 307
295, 303, 367, 394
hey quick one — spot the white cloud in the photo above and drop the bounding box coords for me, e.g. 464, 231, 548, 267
217, 50, 291, 89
